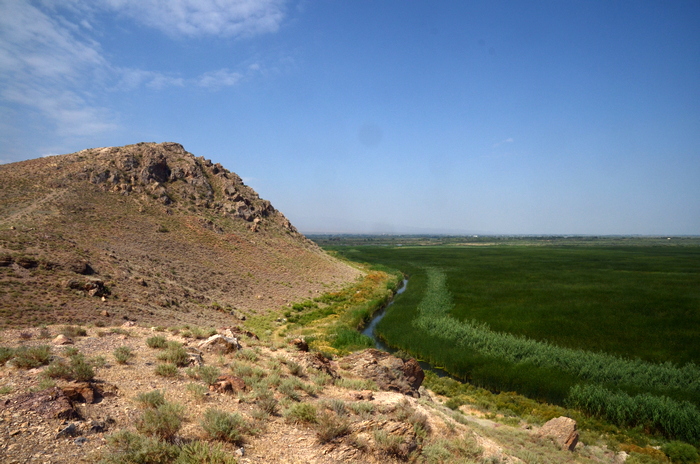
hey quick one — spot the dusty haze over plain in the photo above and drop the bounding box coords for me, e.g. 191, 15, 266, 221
1, 0, 698, 235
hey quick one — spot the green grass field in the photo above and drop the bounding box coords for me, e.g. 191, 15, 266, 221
326, 243, 700, 442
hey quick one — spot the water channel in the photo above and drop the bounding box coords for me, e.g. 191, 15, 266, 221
360, 278, 453, 378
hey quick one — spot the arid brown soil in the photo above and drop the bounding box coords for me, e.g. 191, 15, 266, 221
0, 324, 626, 464
0, 142, 361, 329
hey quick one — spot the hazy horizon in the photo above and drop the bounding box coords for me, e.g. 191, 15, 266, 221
1, 1, 699, 236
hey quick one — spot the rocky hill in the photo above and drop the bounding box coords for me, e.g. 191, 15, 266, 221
0, 142, 361, 329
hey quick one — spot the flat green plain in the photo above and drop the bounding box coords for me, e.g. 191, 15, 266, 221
326, 243, 700, 440
332, 245, 700, 365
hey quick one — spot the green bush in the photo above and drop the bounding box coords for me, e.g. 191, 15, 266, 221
255, 392, 279, 416
176, 441, 237, 464
146, 336, 168, 349
284, 402, 317, 424
662, 441, 699, 464
201, 408, 248, 445
0, 347, 15, 366
316, 411, 350, 443
70, 353, 96, 381
43, 360, 73, 380
61, 325, 87, 338
101, 430, 179, 464
114, 346, 134, 364
42, 352, 94, 381
135, 390, 166, 409
185, 383, 208, 403
157, 344, 189, 367
197, 366, 221, 386
136, 402, 184, 441
373, 429, 406, 458
12, 345, 51, 368
155, 364, 178, 377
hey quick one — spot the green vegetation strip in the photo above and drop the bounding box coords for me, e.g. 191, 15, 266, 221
414, 268, 700, 394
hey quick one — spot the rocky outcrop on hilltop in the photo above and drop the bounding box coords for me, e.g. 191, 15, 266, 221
0, 142, 361, 328
73, 142, 298, 234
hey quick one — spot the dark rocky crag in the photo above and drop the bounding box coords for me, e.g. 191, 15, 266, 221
0, 142, 361, 328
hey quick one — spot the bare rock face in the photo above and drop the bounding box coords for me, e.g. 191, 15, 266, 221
351, 419, 418, 460
342, 349, 425, 397
53, 334, 73, 345
1, 387, 79, 420
197, 334, 241, 354
537, 416, 579, 451
297, 352, 339, 379
210, 375, 246, 394
291, 338, 309, 352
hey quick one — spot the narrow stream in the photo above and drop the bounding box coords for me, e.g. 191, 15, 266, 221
361, 278, 453, 378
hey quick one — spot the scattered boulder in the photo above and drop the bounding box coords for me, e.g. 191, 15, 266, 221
67, 260, 94, 275
15, 256, 38, 269
537, 416, 579, 451
353, 390, 374, 401
65, 278, 108, 297
220, 327, 256, 340
1, 387, 79, 420
297, 352, 339, 379
84, 278, 108, 297
61, 382, 99, 404
342, 349, 425, 397
56, 423, 79, 439
185, 347, 204, 367
291, 338, 309, 352
210, 375, 246, 394
53, 334, 73, 345
197, 334, 241, 354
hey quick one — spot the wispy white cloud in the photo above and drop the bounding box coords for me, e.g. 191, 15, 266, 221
0, 0, 287, 142
100, 0, 287, 38
0, 0, 115, 136
493, 137, 514, 148
197, 69, 243, 89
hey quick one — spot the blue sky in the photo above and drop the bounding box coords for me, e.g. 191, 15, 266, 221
1, 0, 699, 235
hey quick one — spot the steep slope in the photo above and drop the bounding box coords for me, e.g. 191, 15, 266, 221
0, 142, 361, 328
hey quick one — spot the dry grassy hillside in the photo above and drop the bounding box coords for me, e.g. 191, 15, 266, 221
0, 142, 361, 328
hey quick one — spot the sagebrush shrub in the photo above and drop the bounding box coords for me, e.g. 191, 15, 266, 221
135, 390, 166, 409
136, 402, 184, 441
316, 411, 350, 444
11, 345, 51, 368
155, 364, 178, 377
201, 409, 248, 445
157, 344, 189, 367
146, 336, 167, 349
113, 346, 134, 364
284, 402, 317, 424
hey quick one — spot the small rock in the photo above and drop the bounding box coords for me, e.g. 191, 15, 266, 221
52, 334, 73, 345
88, 420, 106, 434
291, 338, 309, 352
197, 334, 241, 354
101, 310, 110, 317
122, 321, 136, 327
354, 390, 374, 401
74, 437, 87, 445
537, 416, 579, 451
56, 423, 78, 438
209, 375, 246, 394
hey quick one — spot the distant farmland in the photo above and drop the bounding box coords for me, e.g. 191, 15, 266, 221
328, 243, 700, 442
